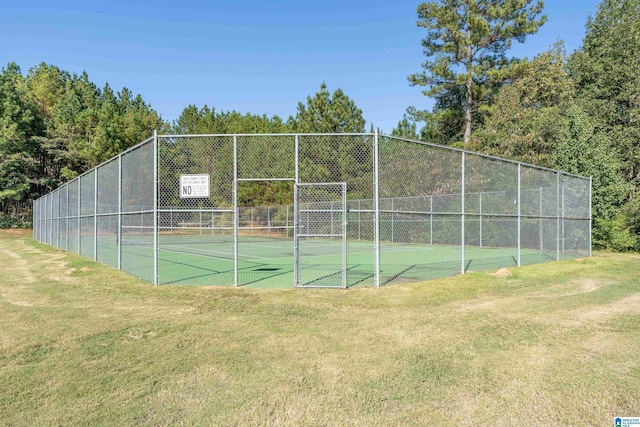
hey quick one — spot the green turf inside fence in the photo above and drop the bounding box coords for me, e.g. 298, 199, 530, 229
89, 235, 579, 288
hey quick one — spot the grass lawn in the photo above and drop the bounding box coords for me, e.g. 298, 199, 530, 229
1, 229, 639, 426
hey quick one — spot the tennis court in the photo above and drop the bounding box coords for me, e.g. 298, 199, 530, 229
89, 229, 572, 289
34, 132, 591, 289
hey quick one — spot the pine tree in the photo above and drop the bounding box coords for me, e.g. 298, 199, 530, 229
408, 0, 546, 145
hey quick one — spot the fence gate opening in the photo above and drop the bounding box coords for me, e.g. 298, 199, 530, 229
295, 183, 347, 288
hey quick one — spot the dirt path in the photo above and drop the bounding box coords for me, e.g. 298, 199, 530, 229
0, 231, 70, 307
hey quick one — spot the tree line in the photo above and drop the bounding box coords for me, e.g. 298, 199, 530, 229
0, 74, 364, 226
1, 0, 638, 250
400, 0, 640, 251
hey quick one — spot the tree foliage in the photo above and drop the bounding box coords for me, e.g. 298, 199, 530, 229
408, 0, 546, 145
391, 115, 421, 140
170, 105, 293, 207
0, 62, 163, 226
292, 82, 365, 133
554, 105, 632, 249
470, 43, 572, 166
566, 0, 640, 250
169, 82, 368, 207
0, 63, 44, 225
469, 38, 636, 249
568, 0, 640, 184
172, 104, 290, 135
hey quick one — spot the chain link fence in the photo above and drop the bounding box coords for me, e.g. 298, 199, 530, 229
33, 132, 591, 288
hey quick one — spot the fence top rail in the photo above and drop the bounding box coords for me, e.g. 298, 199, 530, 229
158, 132, 376, 138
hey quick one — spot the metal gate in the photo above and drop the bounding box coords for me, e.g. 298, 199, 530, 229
294, 183, 347, 288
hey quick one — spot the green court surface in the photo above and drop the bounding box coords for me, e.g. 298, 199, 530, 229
87, 234, 577, 289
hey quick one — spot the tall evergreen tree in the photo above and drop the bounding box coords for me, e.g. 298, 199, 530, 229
408, 0, 546, 145
293, 82, 365, 133
391, 115, 421, 140
26, 62, 68, 120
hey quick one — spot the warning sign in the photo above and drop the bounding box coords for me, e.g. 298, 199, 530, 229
180, 174, 210, 198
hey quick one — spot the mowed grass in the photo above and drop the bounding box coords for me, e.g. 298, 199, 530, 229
1, 230, 639, 426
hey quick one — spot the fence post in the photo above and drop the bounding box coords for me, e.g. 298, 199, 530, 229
46, 193, 50, 245
94, 169, 98, 261
48, 193, 52, 246
49, 196, 51, 244
589, 176, 593, 257
47, 193, 53, 245
77, 177, 81, 253
54, 191, 57, 247
233, 135, 239, 287
53, 192, 56, 246
293, 135, 299, 287
66, 185, 70, 251
293, 185, 299, 286
461, 152, 466, 274
153, 130, 159, 285
118, 154, 122, 270
374, 129, 381, 287
59, 190, 62, 248
556, 172, 560, 261
517, 164, 521, 267
59, 189, 62, 248
342, 182, 347, 289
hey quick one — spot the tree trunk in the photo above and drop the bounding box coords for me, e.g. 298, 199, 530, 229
464, 72, 472, 145
464, 29, 473, 146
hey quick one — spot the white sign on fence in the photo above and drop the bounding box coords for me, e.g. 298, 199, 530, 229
180, 174, 210, 198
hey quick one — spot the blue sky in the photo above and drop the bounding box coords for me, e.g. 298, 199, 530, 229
2, 0, 601, 133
